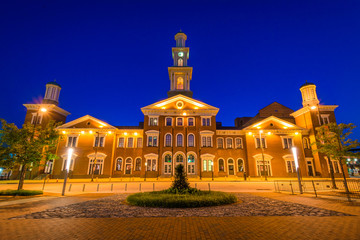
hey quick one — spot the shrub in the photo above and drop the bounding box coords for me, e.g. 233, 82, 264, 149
0, 189, 43, 196
126, 191, 237, 208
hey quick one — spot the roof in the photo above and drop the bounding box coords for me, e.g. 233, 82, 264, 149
300, 82, 315, 88
46, 80, 61, 88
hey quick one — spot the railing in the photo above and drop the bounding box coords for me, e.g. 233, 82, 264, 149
274, 179, 360, 201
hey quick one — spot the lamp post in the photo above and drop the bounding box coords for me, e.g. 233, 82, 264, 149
91, 131, 100, 182
62, 148, 73, 196
144, 162, 147, 181
292, 147, 303, 194
211, 161, 214, 181
259, 130, 267, 181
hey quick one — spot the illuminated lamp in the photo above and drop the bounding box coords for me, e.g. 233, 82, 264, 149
89, 130, 93, 134
310, 106, 317, 110
124, 132, 128, 136
62, 131, 66, 134
81, 131, 85, 134
295, 132, 299, 135
267, 132, 271, 135
134, 132, 138, 136
248, 132, 252, 136
40, 108, 47, 112
108, 131, 112, 134
183, 112, 187, 116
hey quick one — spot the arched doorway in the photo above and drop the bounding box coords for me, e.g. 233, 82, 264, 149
125, 158, 132, 174
187, 154, 195, 174
228, 159, 235, 175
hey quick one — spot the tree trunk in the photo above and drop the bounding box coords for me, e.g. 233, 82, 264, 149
326, 156, 337, 189
340, 158, 350, 193
17, 164, 27, 190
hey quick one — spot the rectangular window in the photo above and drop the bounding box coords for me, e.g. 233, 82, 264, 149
94, 136, 105, 147
148, 136, 158, 147
137, 138, 143, 148
283, 137, 293, 149
127, 138, 134, 148
202, 117, 211, 126
149, 117, 158, 126
207, 137, 212, 147
202, 136, 207, 147
67, 136, 77, 147
177, 118, 183, 126
152, 159, 156, 171
255, 137, 266, 148
286, 160, 296, 173
235, 138, 243, 149
332, 161, 340, 173
118, 137, 125, 148
217, 138, 224, 148
166, 118, 172, 126
226, 138, 233, 148
188, 118, 194, 126
147, 159, 151, 171
203, 160, 207, 171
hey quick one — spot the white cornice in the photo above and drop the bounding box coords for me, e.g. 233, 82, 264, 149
56, 115, 116, 129
291, 105, 338, 118
216, 130, 245, 136
23, 104, 71, 117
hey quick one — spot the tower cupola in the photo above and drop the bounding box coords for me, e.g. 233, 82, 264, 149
300, 81, 320, 107
167, 31, 193, 98
42, 80, 62, 105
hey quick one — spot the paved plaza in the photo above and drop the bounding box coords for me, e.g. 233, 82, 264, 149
0, 184, 359, 240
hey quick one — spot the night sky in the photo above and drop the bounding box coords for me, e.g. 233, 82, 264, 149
1, 1, 359, 138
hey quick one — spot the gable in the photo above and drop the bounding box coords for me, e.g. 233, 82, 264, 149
243, 116, 305, 131
57, 115, 116, 129
258, 102, 294, 118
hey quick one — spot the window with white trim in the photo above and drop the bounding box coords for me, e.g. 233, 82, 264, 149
135, 158, 141, 171
164, 154, 172, 174
202, 159, 213, 172
149, 117, 158, 126
303, 137, 310, 149
147, 136, 158, 147
235, 138, 243, 149
177, 134, 183, 147
118, 137, 125, 148
202, 117, 211, 126
67, 135, 78, 147
137, 138, 143, 148
177, 118, 183, 126
188, 117, 194, 126
146, 159, 157, 171
202, 136, 212, 147
237, 159, 244, 172
165, 134, 172, 147
286, 159, 296, 173
127, 138, 134, 148
115, 158, 122, 171
218, 159, 225, 172
217, 138, 224, 148
226, 138, 233, 149
31, 113, 43, 124
255, 137, 267, 148
188, 134, 195, 147
165, 118, 172, 126
282, 137, 293, 149
94, 135, 105, 147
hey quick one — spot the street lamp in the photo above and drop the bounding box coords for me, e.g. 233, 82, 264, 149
259, 130, 267, 181
91, 131, 100, 182
61, 148, 73, 196
144, 162, 147, 181
291, 147, 303, 194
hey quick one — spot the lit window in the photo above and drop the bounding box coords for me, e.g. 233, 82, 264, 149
127, 138, 134, 148
177, 77, 184, 90
203, 160, 207, 171
303, 137, 310, 149
238, 159, 244, 172
177, 134, 183, 147
235, 138, 243, 149
146, 159, 157, 171
226, 138, 233, 149
218, 159, 224, 172
118, 137, 125, 148
116, 158, 122, 171
149, 117, 158, 126
135, 158, 141, 171
178, 58, 183, 66
188, 134, 195, 147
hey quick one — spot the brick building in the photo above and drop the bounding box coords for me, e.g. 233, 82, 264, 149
21, 31, 345, 180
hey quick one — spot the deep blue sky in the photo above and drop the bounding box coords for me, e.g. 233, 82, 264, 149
1, 1, 359, 138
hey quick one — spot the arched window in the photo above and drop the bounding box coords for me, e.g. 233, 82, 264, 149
165, 134, 172, 147
177, 134, 183, 147
238, 159, 244, 172
178, 58, 183, 66
188, 134, 195, 147
164, 154, 172, 174
217, 138, 224, 148
177, 77, 184, 90
176, 155, 184, 163
218, 159, 225, 172
116, 158, 122, 171
125, 158, 132, 174
135, 158, 141, 171
188, 154, 195, 163
165, 154, 172, 163
303, 137, 310, 149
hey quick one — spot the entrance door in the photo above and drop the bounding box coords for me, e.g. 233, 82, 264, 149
307, 160, 314, 176
228, 159, 234, 175
125, 158, 132, 174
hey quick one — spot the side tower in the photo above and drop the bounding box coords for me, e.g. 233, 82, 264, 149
23, 81, 70, 127
167, 31, 193, 98
291, 82, 343, 177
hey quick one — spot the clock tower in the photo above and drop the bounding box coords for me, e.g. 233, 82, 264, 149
167, 31, 193, 98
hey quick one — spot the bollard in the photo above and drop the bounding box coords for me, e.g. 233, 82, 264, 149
68, 184, 72, 192
311, 180, 317, 198
290, 180, 294, 195
153, 183, 155, 191
111, 183, 113, 192
82, 184, 86, 192
125, 183, 127, 191
97, 184, 100, 192
139, 183, 141, 192
208, 183, 211, 191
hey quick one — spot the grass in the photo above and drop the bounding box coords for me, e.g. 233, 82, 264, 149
0, 189, 43, 196
126, 190, 238, 208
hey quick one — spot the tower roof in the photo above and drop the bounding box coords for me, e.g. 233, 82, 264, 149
46, 80, 61, 88
300, 81, 315, 88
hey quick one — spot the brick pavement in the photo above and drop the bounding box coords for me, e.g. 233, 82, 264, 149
0, 193, 359, 240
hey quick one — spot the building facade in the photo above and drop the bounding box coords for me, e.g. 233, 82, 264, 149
21, 32, 346, 180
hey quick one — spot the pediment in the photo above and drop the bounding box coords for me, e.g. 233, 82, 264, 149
243, 116, 305, 131
57, 115, 116, 129
141, 95, 219, 115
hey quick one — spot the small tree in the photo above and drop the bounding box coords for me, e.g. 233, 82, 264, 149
171, 164, 190, 192
0, 119, 61, 190
314, 123, 360, 192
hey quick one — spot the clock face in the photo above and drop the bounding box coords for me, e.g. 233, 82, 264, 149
178, 52, 184, 57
